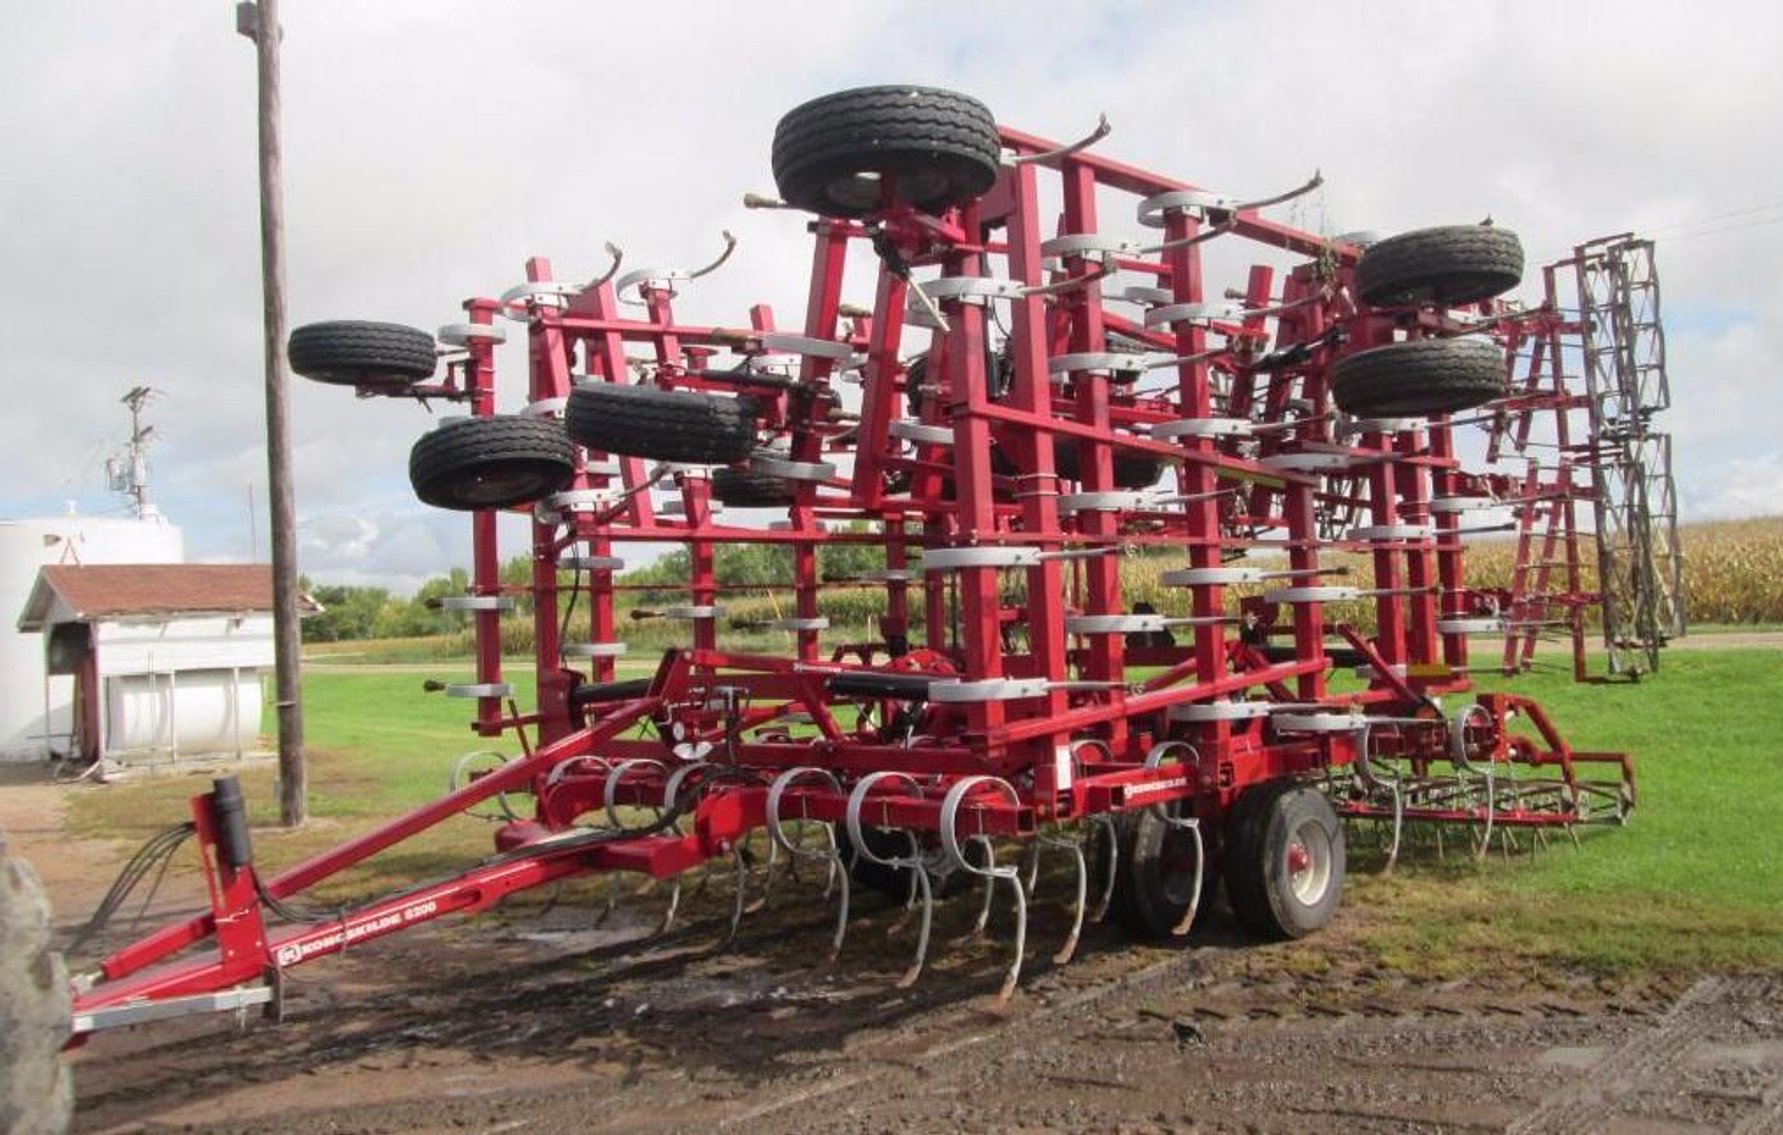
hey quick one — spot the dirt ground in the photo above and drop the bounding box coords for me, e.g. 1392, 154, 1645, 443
6, 771, 1782, 1135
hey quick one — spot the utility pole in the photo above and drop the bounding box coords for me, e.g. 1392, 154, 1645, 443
238, 0, 305, 826
108, 385, 161, 520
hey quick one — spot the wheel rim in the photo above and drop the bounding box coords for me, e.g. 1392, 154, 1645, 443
455, 468, 550, 506
824, 168, 953, 213
1285, 819, 1333, 906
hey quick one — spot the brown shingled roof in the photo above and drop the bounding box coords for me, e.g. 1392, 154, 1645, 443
17, 564, 314, 631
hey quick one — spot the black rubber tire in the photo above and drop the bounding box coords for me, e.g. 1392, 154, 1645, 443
1053, 441, 1166, 490
1224, 781, 1346, 941
1354, 225, 1524, 308
772, 86, 1002, 218
565, 384, 761, 465
711, 467, 795, 508
1104, 807, 1208, 940
1, 829, 74, 1135
408, 416, 577, 512
1330, 336, 1505, 418
288, 320, 437, 387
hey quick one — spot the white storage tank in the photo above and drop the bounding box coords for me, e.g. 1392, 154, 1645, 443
104, 670, 263, 756
0, 514, 183, 760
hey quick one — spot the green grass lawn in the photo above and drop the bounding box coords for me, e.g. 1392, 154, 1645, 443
1338, 649, 1783, 977
69, 646, 1782, 976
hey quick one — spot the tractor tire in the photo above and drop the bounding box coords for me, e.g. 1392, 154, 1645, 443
904, 349, 1016, 419
1224, 780, 1345, 941
1, 829, 74, 1135
288, 320, 437, 388
711, 467, 795, 508
565, 384, 761, 465
772, 85, 1002, 218
1053, 441, 1166, 490
1103, 807, 1208, 941
1329, 336, 1506, 418
1354, 225, 1524, 309
408, 415, 577, 511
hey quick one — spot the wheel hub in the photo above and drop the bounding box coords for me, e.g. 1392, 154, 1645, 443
1285, 821, 1333, 907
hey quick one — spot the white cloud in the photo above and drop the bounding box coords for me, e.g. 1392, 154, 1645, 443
3, 0, 1779, 591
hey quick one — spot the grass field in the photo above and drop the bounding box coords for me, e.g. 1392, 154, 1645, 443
70, 644, 1782, 977
1334, 649, 1783, 977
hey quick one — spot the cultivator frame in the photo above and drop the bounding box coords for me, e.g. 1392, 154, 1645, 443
71, 87, 1654, 1032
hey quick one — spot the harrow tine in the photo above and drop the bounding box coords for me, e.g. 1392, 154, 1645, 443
964, 837, 996, 942
1166, 819, 1205, 938
1382, 783, 1405, 873
886, 840, 923, 939
648, 877, 683, 939
1090, 816, 1118, 923
1041, 829, 1089, 965
895, 868, 935, 989
766, 768, 852, 966
847, 772, 941, 989
941, 776, 1029, 1003
1020, 840, 1041, 899
1139, 740, 1206, 936
721, 847, 749, 948
744, 831, 773, 914
594, 874, 623, 927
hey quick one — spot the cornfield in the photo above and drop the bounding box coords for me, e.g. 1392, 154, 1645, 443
467, 515, 1782, 658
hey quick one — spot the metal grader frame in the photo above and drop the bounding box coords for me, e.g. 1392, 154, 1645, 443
70, 88, 1656, 1031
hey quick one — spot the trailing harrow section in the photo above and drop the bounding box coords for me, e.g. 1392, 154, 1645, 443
69, 86, 1656, 1033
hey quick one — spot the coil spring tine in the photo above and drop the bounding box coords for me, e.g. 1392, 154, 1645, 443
939, 776, 1028, 1002
1167, 821, 1205, 938
765, 768, 851, 966
969, 837, 997, 940
895, 867, 934, 990
846, 771, 936, 989
1021, 840, 1041, 899
720, 847, 748, 948
646, 877, 682, 939
886, 835, 922, 939
1090, 816, 1118, 923
1045, 830, 1088, 965
1383, 781, 1405, 874
1474, 765, 1498, 862
744, 832, 772, 914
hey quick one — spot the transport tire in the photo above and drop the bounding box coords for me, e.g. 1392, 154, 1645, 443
288, 320, 437, 387
1105, 807, 1207, 940
772, 85, 1002, 217
1353, 225, 1524, 308
0, 829, 74, 1135
565, 384, 761, 465
711, 467, 795, 508
1224, 780, 1345, 940
408, 415, 577, 511
1053, 441, 1166, 490
1329, 336, 1506, 418
837, 824, 918, 900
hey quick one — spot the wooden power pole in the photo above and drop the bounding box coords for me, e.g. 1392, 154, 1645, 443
238, 0, 305, 826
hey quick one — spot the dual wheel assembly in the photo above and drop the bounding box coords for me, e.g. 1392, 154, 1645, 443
1104, 780, 1344, 942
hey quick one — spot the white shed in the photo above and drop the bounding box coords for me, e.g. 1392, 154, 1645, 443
16, 564, 307, 764
0, 515, 184, 760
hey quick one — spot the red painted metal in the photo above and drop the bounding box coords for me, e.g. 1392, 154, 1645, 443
71, 96, 1647, 1025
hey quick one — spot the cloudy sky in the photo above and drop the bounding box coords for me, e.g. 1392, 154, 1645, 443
2, 1, 1778, 592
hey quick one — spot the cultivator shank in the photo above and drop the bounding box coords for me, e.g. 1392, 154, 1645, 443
72, 86, 1657, 1030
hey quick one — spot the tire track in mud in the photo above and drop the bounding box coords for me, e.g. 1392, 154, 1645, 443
1509, 976, 1781, 1135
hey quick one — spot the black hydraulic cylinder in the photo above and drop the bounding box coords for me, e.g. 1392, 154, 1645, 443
211, 776, 255, 869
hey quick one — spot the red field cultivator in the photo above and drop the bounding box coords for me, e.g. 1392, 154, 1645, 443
67, 86, 1668, 1033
